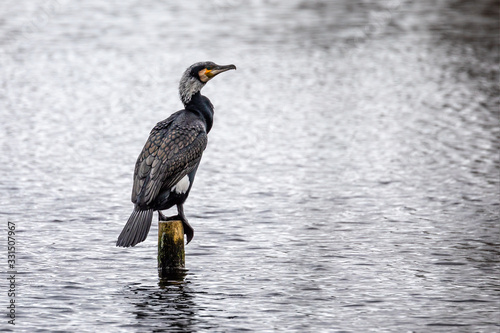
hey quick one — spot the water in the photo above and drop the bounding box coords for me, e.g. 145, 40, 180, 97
1, 0, 499, 332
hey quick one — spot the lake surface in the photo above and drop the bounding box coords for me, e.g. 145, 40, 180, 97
1, 0, 499, 332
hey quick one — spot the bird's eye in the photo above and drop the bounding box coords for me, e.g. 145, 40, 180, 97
206, 66, 212, 70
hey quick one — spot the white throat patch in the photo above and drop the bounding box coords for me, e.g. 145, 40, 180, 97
172, 175, 190, 194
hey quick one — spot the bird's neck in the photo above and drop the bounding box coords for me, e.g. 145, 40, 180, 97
185, 92, 214, 133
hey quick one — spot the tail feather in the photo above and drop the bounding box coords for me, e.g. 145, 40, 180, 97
116, 208, 153, 247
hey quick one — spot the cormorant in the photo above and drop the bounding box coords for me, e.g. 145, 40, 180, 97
116, 61, 236, 247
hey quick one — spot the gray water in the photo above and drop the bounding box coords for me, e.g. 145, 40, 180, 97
1, 0, 499, 332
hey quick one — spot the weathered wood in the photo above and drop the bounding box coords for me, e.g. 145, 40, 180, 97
158, 220, 185, 277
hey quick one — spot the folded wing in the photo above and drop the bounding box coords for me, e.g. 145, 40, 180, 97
132, 113, 208, 208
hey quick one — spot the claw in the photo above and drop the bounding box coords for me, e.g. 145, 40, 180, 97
157, 208, 194, 244
183, 221, 194, 244
176, 203, 194, 245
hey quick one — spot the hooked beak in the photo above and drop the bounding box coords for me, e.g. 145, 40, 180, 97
206, 64, 237, 78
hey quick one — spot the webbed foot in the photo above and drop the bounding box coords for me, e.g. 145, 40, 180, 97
158, 210, 194, 244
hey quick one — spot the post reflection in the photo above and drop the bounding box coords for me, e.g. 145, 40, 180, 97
158, 268, 188, 287
126, 269, 197, 332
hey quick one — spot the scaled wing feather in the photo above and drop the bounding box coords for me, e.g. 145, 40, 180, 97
131, 113, 207, 207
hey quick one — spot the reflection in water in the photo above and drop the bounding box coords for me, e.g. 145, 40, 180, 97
159, 268, 188, 286
125, 270, 197, 332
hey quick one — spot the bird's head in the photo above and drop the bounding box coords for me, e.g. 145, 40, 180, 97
179, 61, 236, 105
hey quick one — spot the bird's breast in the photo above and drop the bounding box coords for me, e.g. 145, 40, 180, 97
171, 175, 190, 194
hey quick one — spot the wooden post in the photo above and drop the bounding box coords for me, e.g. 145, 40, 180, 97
158, 220, 185, 278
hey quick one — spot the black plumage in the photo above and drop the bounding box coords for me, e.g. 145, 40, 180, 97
116, 62, 236, 247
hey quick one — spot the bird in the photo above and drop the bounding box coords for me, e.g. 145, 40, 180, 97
116, 61, 236, 247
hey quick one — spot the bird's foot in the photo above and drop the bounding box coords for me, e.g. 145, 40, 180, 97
158, 211, 168, 221
182, 219, 194, 245
158, 212, 194, 244
158, 211, 179, 221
